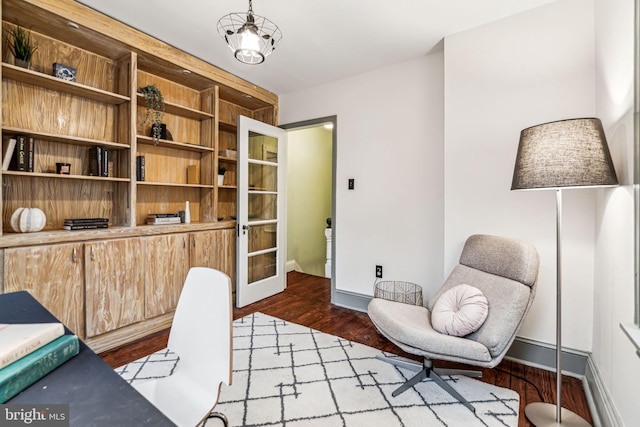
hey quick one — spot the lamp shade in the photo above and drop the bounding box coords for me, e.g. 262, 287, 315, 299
511, 118, 618, 190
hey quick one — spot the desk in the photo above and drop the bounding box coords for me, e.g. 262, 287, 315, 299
1, 291, 174, 426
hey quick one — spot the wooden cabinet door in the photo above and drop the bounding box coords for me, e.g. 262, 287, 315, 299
190, 229, 236, 287
143, 233, 190, 319
85, 238, 144, 337
4, 243, 85, 339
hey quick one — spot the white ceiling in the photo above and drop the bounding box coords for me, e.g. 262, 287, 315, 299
76, 0, 555, 96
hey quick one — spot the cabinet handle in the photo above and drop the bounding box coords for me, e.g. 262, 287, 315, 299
72, 248, 77, 263
183, 237, 186, 249
192, 236, 196, 248
90, 246, 95, 261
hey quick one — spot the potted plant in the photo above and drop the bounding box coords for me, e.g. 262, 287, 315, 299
4, 24, 38, 69
137, 84, 165, 144
218, 166, 226, 185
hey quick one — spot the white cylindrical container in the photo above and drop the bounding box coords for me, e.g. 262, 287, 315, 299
185, 201, 191, 223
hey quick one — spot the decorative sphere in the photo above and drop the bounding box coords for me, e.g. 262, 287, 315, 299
11, 207, 46, 232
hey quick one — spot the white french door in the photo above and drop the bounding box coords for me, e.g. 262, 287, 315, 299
236, 116, 287, 307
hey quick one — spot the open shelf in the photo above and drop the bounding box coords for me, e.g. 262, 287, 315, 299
136, 135, 214, 152
137, 181, 214, 189
3, 127, 130, 149
2, 63, 129, 105
218, 156, 237, 163
2, 171, 129, 182
137, 94, 214, 120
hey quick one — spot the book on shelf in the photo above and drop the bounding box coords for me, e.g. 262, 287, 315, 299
136, 155, 145, 181
0, 334, 79, 403
26, 136, 35, 172
147, 213, 179, 218
2, 138, 16, 171
146, 217, 181, 225
0, 323, 65, 370
101, 147, 108, 177
63, 223, 109, 231
9, 135, 27, 172
88, 146, 100, 176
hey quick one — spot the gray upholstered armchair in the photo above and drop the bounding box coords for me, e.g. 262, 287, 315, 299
368, 234, 539, 413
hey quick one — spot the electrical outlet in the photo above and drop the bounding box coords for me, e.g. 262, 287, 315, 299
375, 265, 383, 278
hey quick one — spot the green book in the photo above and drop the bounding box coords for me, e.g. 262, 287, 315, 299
0, 334, 79, 403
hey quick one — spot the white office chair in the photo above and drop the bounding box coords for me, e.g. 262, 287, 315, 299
133, 267, 233, 426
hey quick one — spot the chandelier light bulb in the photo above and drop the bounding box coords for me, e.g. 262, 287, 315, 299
217, 0, 282, 65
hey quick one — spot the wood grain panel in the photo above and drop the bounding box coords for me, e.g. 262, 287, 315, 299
219, 128, 237, 153
136, 144, 200, 184
138, 70, 201, 111
2, 175, 119, 231
27, 137, 124, 176
115, 53, 134, 226
2, 81, 117, 141
2, 21, 119, 93
143, 233, 189, 319
4, 243, 85, 338
85, 237, 144, 337
217, 188, 236, 222
190, 228, 236, 290
218, 100, 252, 126
135, 185, 203, 225
253, 107, 276, 126
136, 108, 202, 145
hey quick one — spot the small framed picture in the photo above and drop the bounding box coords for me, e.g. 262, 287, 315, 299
53, 63, 76, 82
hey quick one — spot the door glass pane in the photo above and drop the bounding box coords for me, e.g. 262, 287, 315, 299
249, 163, 277, 192
248, 224, 277, 252
248, 252, 277, 284
249, 193, 277, 221
249, 132, 278, 162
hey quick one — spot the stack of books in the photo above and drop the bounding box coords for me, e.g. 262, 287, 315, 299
146, 213, 181, 225
63, 218, 109, 230
0, 323, 80, 403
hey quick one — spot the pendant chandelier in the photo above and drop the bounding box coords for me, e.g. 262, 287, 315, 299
217, 0, 282, 65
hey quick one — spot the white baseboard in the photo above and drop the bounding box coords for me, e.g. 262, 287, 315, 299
584, 355, 623, 427
286, 260, 301, 272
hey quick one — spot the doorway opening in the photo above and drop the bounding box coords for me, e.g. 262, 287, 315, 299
280, 116, 337, 300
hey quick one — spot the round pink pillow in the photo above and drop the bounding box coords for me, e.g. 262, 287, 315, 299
431, 284, 489, 336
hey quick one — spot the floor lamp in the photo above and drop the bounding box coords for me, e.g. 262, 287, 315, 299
511, 117, 618, 427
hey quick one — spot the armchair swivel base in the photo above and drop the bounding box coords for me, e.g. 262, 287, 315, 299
377, 355, 481, 413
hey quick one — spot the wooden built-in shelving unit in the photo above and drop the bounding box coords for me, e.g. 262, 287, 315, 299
0, 0, 278, 352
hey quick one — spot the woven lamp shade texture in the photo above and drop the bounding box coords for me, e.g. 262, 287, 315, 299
511, 118, 618, 190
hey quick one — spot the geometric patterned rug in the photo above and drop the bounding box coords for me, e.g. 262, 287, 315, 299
116, 312, 519, 426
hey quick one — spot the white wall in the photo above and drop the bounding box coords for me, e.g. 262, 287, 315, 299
280, 0, 639, 423
280, 54, 445, 299
593, 0, 640, 425
287, 126, 332, 277
444, 0, 597, 349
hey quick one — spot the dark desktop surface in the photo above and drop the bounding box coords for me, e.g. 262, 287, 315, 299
1, 291, 174, 426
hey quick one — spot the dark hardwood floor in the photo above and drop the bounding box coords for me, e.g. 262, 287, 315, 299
100, 271, 593, 426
